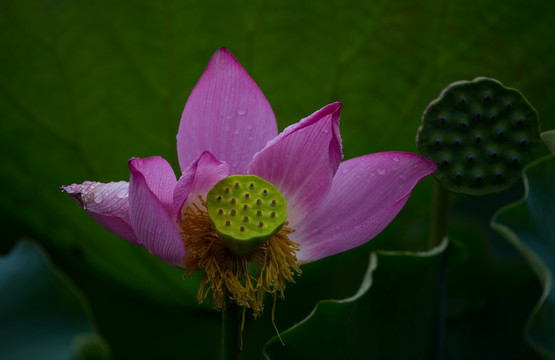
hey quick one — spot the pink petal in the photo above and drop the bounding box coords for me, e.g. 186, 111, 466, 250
177, 47, 278, 174
128, 156, 177, 215
293, 152, 438, 263
128, 157, 185, 267
247, 103, 343, 227
60, 181, 138, 244
173, 151, 230, 222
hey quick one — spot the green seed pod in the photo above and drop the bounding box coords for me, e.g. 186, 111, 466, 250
206, 175, 287, 256
416, 77, 540, 195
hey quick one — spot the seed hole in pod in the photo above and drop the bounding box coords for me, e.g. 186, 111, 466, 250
218, 209, 224, 215
440, 155, 451, 166
244, 193, 250, 199
508, 154, 519, 164
216, 196, 222, 202
234, 182, 240, 189
230, 209, 236, 216
258, 221, 264, 228
495, 127, 505, 138
514, 116, 523, 126
504, 102, 512, 110
458, 97, 467, 106
474, 111, 482, 119
240, 226, 245, 232
225, 220, 231, 226
439, 115, 448, 125
452, 137, 462, 146
256, 199, 262, 205
262, 189, 268, 196
453, 169, 463, 181
459, 119, 468, 129
224, 187, 230, 194
243, 216, 249, 222
230, 198, 236, 205
517, 136, 528, 146
433, 136, 443, 146
466, 152, 475, 163
474, 172, 484, 182
270, 212, 276, 218
249, 183, 255, 190
474, 133, 483, 143
243, 204, 248, 210
483, 93, 492, 102
256, 210, 262, 217
493, 169, 503, 180
490, 112, 497, 121
271, 200, 277, 207
488, 148, 498, 159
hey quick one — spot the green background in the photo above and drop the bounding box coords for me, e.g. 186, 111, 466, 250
1, 0, 554, 358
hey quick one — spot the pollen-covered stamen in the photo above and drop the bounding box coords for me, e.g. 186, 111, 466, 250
206, 175, 287, 256
180, 198, 300, 317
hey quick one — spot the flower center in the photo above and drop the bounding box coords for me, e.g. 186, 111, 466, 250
206, 175, 287, 256
180, 196, 300, 316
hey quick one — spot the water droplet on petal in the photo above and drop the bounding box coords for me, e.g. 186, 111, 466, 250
93, 192, 103, 204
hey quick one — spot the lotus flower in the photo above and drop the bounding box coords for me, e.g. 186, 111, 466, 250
61, 48, 437, 315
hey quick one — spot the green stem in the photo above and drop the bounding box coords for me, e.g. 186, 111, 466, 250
222, 302, 241, 360
429, 179, 451, 360
429, 180, 450, 248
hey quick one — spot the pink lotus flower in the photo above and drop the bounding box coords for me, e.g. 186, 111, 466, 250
61, 48, 437, 315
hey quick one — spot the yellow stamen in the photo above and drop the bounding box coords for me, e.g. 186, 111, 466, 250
181, 198, 301, 317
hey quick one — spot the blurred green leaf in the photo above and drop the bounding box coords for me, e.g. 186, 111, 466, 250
444, 228, 542, 359
541, 131, 555, 154
263, 239, 448, 360
0, 241, 108, 360
491, 155, 555, 358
